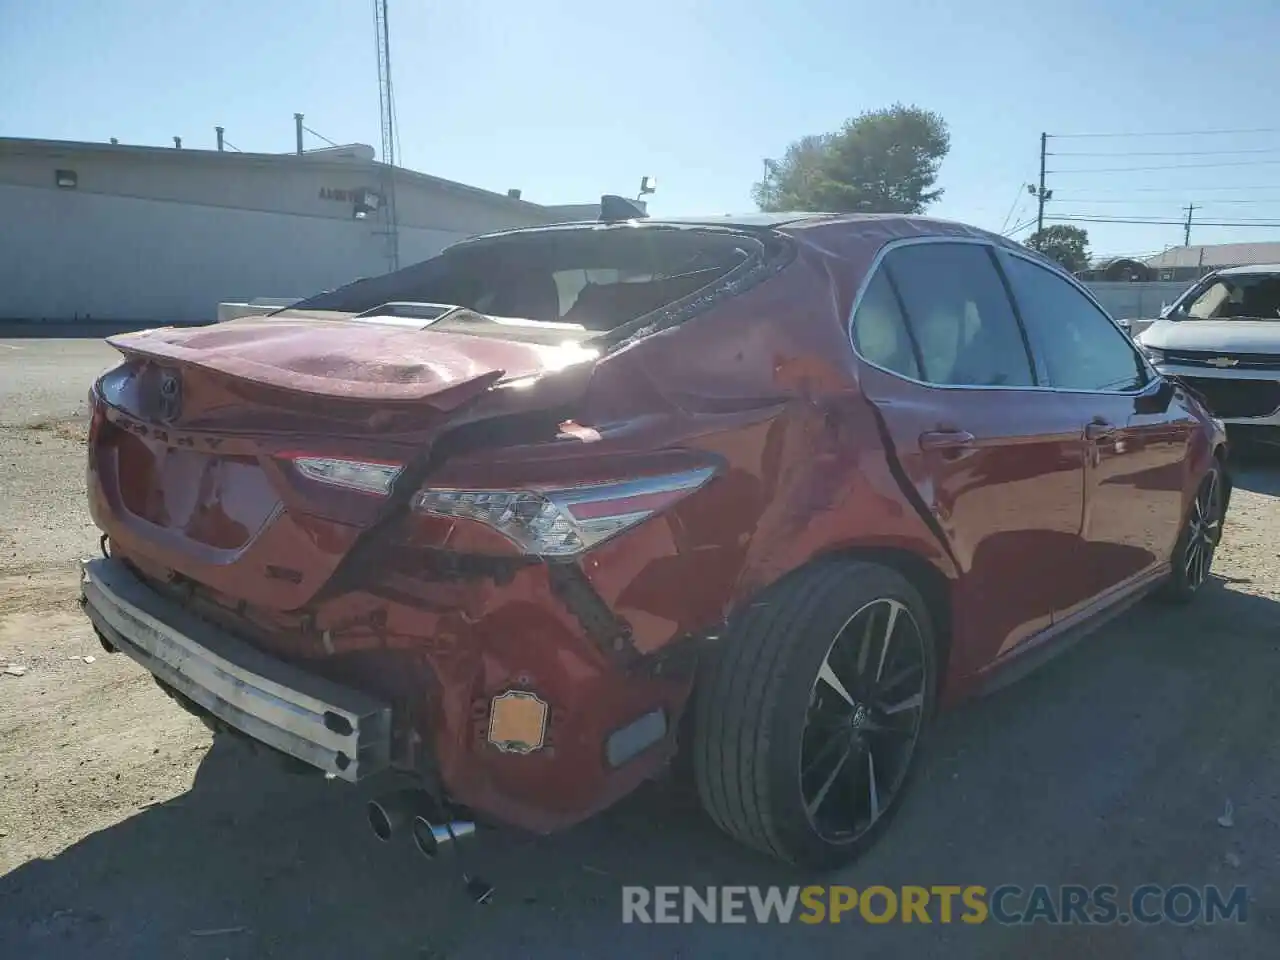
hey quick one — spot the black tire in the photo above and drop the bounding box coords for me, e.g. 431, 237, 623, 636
1160, 458, 1227, 604
692, 560, 938, 869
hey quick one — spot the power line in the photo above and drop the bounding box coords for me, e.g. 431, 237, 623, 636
1052, 183, 1280, 194
302, 124, 340, 148
1048, 127, 1280, 139
1049, 147, 1280, 158
1002, 216, 1038, 237
1051, 197, 1280, 206
1049, 214, 1280, 228
1050, 158, 1280, 174
1059, 213, 1280, 223
998, 183, 1028, 233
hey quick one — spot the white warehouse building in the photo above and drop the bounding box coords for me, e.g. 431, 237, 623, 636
0, 136, 593, 325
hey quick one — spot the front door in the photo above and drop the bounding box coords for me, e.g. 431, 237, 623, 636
850, 240, 1090, 679
998, 249, 1192, 604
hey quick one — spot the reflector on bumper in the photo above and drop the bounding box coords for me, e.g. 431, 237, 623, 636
78, 558, 392, 781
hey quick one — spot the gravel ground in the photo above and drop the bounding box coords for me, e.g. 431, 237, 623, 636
2, 337, 1279, 959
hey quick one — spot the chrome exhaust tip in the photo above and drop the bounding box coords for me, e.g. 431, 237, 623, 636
411, 815, 477, 859
366, 789, 435, 843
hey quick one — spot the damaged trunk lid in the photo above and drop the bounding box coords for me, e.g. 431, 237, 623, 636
91, 311, 599, 611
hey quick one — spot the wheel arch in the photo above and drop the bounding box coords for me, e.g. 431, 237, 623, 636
1213, 441, 1233, 515
816, 545, 955, 692
714, 543, 956, 696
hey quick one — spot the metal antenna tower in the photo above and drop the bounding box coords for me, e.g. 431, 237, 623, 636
373, 0, 400, 272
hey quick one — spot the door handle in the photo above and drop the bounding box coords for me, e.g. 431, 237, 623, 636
1085, 419, 1116, 441
919, 429, 976, 451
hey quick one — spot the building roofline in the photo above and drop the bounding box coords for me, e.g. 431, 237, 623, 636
0, 135, 552, 217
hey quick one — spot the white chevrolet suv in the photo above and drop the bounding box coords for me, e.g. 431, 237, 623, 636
1138, 265, 1280, 445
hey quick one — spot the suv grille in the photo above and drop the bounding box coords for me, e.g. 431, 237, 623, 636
1164, 349, 1280, 370
1181, 377, 1280, 419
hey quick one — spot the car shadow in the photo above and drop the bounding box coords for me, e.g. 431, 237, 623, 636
1229, 443, 1280, 495
4, 582, 1280, 959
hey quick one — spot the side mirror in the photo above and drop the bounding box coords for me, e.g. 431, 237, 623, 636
1134, 374, 1175, 416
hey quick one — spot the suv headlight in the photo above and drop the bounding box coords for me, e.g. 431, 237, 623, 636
1139, 343, 1166, 363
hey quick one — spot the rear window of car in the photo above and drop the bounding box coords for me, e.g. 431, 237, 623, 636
880, 243, 1034, 388
285, 227, 760, 334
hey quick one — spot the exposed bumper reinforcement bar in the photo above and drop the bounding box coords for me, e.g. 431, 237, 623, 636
78, 557, 392, 782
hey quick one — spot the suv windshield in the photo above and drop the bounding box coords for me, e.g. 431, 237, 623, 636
1175, 273, 1280, 321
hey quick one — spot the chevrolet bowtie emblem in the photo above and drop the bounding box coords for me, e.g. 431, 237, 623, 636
1208, 357, 1238, 368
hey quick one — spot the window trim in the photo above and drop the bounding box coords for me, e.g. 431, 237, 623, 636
845, 235, 1159, 397
847, 236, 1038, 392
996, 247, 1157, 396
850, 263, 926, 380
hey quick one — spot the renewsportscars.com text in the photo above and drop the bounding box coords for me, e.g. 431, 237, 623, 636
621, 884, 1249, 925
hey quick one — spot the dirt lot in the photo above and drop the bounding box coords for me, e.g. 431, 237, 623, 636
2, 336, 1279, 959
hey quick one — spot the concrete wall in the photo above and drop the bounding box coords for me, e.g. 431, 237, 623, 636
1083, 281, 1192, 322
1, 183, 383, 322
0, 140, 556, 323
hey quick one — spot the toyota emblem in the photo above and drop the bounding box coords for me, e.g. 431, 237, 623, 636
156, 370, 182, 421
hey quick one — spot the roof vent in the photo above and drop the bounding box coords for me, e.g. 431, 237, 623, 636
507, 188, 522, 200
599, 195, 649, 223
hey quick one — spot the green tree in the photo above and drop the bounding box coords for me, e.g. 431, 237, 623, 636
753, 105, 950, 214
1025, 225, 1091, 274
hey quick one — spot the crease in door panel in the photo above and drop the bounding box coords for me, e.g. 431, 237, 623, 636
862, 394, 962, 574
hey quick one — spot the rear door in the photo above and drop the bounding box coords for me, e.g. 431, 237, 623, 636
998, 249, 1191, 604
851, 239, 1090, 677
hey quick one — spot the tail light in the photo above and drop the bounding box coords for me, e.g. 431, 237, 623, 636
283, 454, 404, 496
412, 466, 716, 557
88, 402, 106, 446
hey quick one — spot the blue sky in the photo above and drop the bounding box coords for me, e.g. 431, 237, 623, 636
4, 0, 1280, 259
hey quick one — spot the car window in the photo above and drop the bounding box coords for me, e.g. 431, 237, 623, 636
1180, 274, 1280, 321
1184, 280, 1233, 319
851, 269, 920, 379
883, 243, 1034, 387
1003, 254, 1147, 393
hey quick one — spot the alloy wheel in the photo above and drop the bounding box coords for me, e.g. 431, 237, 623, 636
1184, 470, 1224, 591
800, 598, 928, 843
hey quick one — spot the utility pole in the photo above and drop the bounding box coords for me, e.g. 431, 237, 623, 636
372, 0, 400, 273
1037, 132, 1047, 234
1026, 133, 1053, 237
1183, 203, 1195, 246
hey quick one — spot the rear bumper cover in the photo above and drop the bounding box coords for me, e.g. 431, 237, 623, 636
78, 557, 392, 782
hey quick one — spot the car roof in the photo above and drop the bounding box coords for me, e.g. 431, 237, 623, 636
1215, 263, 1280, 276
452, 211, 1006, 245
649, 212, 840, 228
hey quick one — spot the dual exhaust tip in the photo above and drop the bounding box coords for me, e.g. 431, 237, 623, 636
366, 789, 476, 858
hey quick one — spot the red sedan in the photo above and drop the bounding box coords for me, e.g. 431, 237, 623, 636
80, 208, 1230, 869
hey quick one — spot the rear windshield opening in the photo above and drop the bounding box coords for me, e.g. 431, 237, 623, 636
283, 226, 762, 336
